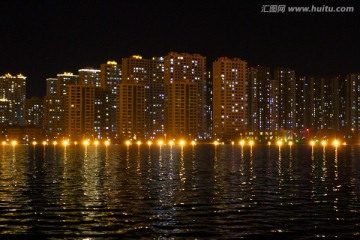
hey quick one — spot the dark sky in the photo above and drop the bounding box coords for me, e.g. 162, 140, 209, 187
1, 0, 359, 98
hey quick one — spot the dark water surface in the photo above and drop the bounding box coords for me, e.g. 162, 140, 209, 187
0, 144, 360, 239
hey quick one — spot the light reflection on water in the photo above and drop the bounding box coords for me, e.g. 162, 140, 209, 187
0, 144, 360, 238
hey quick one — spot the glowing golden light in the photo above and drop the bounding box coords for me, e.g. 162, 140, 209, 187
180, 140, 185, 147
147, 141, 152, 146
191, 140, 196, 146
125, 140, 131, 146
83, 140, 89, 146
322, 141, 327, 147
105, 140, 110, 146
268, 141, 271, 146
2, 141, 7, 146
94, 140, 99, 146
343, 142, 347, 146
137, 141, 141, 146
240, 140, 245, 146
158, 140, 163, 147
74, 141, 78, 146
32, 141, 37, 146
249, 140, 254, 146
214, 141, 219, 146
169, 140, 174, 146
288, 141, 293, 146
231, 141, 234, 145
12, 140, 17, 146
277, 140, 282, 146
63, 140, 69, 146
310, 141, 315, 147
333, 140, 339, 147
53, 141, 57, 146
42, 141, 47, 146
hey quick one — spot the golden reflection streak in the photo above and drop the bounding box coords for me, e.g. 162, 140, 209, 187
322, 142, 327, 182
334, 147, 338, 181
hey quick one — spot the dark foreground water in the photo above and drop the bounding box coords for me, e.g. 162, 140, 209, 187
0, 144, 360, 239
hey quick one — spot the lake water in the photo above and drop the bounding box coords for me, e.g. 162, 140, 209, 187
0, 143, 359, 239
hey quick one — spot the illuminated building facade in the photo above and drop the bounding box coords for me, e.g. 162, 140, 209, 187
121, 55, 165, 139
0, 98, 10, 125
43, 96, 66, 138
0, 73, 26, 125
345, 74, 360, 132
46, 78, 57, 96
66, 85, 95, 139
122, 55, 151, 138
247, 66, 271, 131
164, 52, 207, 139
271, 68, 296, 131
212, 57, 247, 140
79, 68, 101, 87
166, 81, 198, 139
149, 57, 165, 138
100, 61, 122, 134
57, 72, 79, 96
117, 83, 145, 140
24, 97, 44, 128
94, 88, 111, 139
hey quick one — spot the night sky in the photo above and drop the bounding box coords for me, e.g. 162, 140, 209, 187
1, 0, 359, 98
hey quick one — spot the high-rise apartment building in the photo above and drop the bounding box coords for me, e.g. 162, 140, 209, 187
212, 57, 247, 140
100, 61, 122, 93
57, 72, 79, 96
100, 61, 122, 134
0, 99, 10, 125
149, 57, 165, 138
66, 85, 95, 139
247, 66, 271, 131
164, 52, 207, 139
117, 83, 145, 140
43, 96, 67, 139
94, 88, 111, 139
0, 73, 26, 125
345, 74, 360, 132
79, 68, 101, 87
24, 97, 43, 128
122, 55, 152, 138
271, 68, 296, 130
121, 55, 165, 139
46, 78, 57, 96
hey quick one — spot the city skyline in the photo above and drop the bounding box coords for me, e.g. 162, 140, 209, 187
1, 1, 359, 98
1, 53, 360, 143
